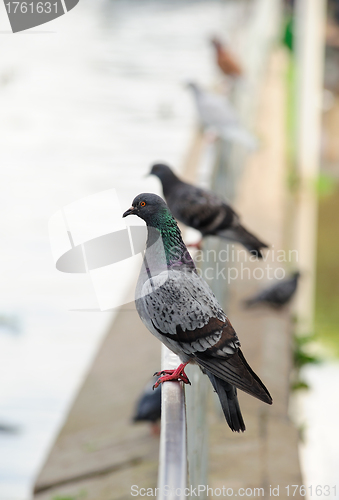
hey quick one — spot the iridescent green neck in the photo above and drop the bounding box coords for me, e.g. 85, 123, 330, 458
145, 207, 194, 268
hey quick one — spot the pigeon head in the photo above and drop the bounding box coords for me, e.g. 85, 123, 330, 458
149, 163, 180, 187
123, 193, 170, 224
123, 193, 194, 268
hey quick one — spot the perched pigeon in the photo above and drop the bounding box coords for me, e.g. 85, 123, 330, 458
149, 163, 268, 258
244, 272, 300, 309
132, 377, 161, 424
123, 193, 272, 432
187, 82, 258, 150
211, 37, 243, 78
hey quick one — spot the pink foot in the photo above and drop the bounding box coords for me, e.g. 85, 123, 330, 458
154, 370, 190, 385
153, 362, 191, 389
187, 240, 203, 251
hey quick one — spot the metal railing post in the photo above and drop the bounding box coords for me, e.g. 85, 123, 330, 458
158, 346, 187, 500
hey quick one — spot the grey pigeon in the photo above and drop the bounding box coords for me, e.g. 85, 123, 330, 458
187, 82, 258, 150
150, 163, 268, 258
244, 272, 300, 309
123, 193, 272, 432
132, 377, 161, 424
0, 422, 19, 434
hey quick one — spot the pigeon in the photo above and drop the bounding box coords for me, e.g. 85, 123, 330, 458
187, 82, 258, 150
0, 314, 20, 334
211, 37, 243, 78
123, 193, 272, 432
149, 163, 268, 258
0, 422, 19, 434
132, 377, 161, 434
244, 272, 300, 309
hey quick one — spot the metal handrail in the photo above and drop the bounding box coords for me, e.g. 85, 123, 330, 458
157, 347, 209, 500
156, 1, 281, 497
158, 347, 187, 500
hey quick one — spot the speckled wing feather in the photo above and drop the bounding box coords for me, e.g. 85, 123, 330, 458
141, 269, 228, 336
139, 269, 238, 354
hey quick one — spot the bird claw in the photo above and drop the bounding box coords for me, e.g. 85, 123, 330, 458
152, 363, 191, 389
153, 374, 191, 390
153, 369, 178, 376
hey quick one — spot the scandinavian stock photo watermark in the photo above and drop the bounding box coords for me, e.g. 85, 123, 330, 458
130, 484, 338, 498
48, 189, 298, 311
185, 245, 297, 283
3, 0, 80, 33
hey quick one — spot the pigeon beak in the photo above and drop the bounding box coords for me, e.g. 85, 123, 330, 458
122, 206, 135, 218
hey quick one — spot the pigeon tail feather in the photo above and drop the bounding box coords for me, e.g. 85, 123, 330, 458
217, 224, 268, 259
206, 371, 245, 432
196, 349, 272, 405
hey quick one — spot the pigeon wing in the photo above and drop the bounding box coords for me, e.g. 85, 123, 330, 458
140, 270, 272, 404
141, 269, 227, 336
140, 269, 239, 353
167, 183, 237, 235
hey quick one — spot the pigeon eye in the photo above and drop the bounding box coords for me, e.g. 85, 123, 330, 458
140, 201, 146, 207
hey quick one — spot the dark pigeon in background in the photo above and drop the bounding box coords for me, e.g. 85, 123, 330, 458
132, 377, 161, 434
123, 193, 272, 433
149, 163, 268, 258
244, 272, 300, 308
187, 82, 258, 150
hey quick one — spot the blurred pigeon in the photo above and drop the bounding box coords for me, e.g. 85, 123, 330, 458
187, 82, 258, 150
244, 272, 300, 308
0, 422, 20, 434
123, 193, 272, 433
211, 37, 243, 78
150, 163, 268, 258
132, 377, 161, 434
133, 379, 161, 422
0, 313, 20, 334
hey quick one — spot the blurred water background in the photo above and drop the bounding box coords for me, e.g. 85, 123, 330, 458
0, 0, 338, 499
